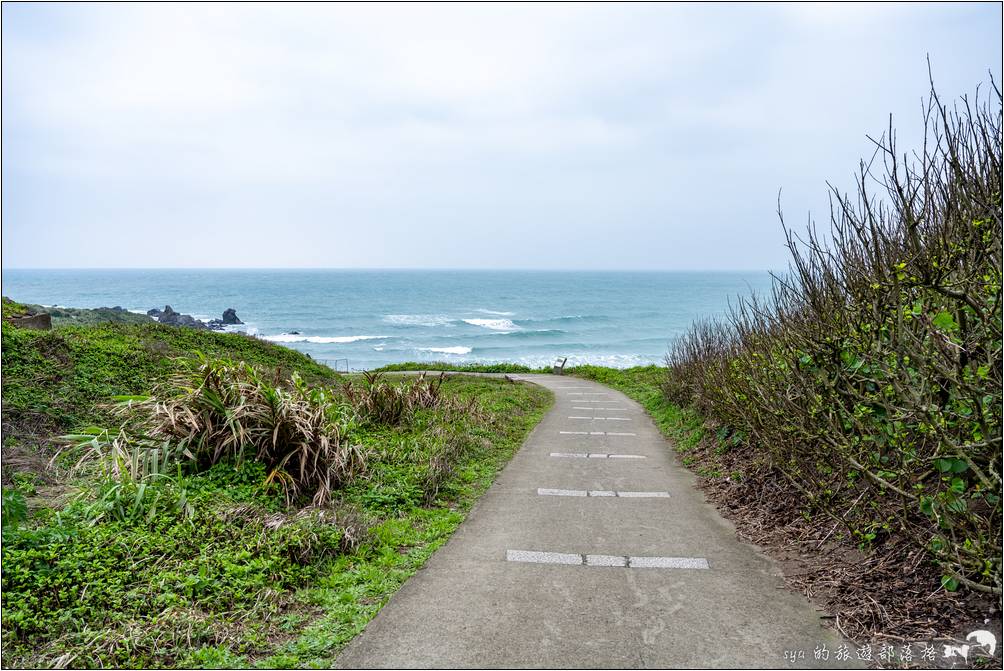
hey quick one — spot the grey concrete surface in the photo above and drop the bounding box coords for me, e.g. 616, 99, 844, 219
334, 375, 861, 669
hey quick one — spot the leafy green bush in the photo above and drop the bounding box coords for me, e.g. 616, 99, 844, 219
665, 80, 1002, 594
342, 372, 423, 425
1, 487, 28, 533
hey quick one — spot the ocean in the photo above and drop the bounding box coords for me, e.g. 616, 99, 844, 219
1, 269, 774, 370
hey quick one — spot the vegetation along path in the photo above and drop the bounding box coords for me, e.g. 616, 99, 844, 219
336, 374, 859, 669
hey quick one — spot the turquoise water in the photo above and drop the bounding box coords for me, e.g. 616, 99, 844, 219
1, 270, 773, 370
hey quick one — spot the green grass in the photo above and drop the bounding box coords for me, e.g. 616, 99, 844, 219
1, 318, 552, 668
2, 298, 30, 320
373, 361, 549, 374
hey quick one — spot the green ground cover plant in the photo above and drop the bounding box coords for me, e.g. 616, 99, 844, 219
1, 320, 551, 668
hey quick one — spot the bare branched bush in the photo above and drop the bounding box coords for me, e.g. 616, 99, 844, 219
667, 77, 1002, 595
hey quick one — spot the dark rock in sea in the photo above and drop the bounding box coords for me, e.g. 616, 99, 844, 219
150, 305, 207, 330
145, 305, 247, 331
178, 315, 207, 329
289, 330, 301, 335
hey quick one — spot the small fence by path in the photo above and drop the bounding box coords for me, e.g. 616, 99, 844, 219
316, 358, 350, 373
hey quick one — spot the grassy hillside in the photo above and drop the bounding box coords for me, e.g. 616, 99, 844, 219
23, 304, 156, 327
2, 319, 336, 473
1, 315, 551, 668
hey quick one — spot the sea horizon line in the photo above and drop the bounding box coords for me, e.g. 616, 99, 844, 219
2, 266, 777, 273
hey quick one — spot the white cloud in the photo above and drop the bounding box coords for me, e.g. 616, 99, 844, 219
2, 2, 1000, 268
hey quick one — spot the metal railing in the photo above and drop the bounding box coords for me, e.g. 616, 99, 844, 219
317, 358, 350, 373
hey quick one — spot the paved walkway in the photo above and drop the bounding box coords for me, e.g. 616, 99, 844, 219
335, 375, 858, 668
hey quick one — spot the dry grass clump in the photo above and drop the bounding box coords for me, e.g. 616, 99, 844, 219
70, 357, 366, 506
342, 372, 482, 426
341, 372, 433, 425
215, 502, 369, 557
666, 77, 1002, 596
66, 366, 488, 511
419, 428, 471, 505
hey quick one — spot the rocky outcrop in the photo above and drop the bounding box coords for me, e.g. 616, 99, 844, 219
147, 306, 244, 331
148, 305, 208, 330
8, 312, 52, 330
207, 309, 242, 330
3, 297, 53, 330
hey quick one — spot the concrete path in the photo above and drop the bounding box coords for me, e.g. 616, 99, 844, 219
335, 375, 859, 669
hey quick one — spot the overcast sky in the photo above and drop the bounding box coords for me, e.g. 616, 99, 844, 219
2, 2, 1000, 270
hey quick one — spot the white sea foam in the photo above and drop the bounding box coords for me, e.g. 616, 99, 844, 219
383, 314, 454, 327
419, 346, 473, 355
475, 309, 515, 316
462, 318, 519, 331
263, 334, 389, 344
500, 353, 657, 369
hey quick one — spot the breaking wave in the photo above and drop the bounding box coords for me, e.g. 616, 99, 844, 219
462, 318, 519, 331
263, 334, 389, 344
383, 314, 454, 327
418, 346, 473, 355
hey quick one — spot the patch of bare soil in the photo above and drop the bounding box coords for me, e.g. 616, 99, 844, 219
1, 443, 56, 487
